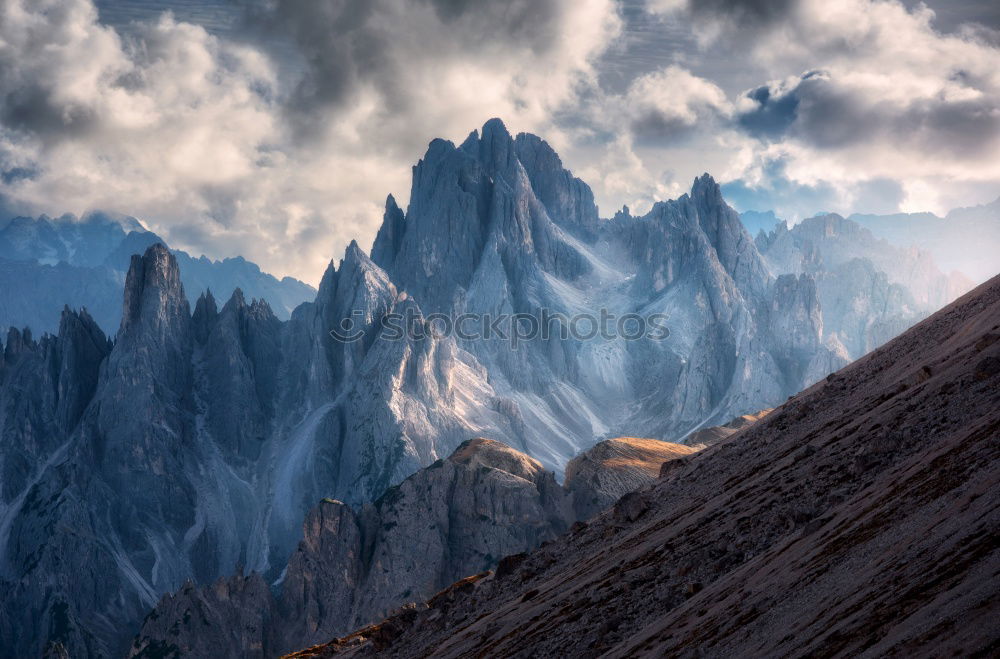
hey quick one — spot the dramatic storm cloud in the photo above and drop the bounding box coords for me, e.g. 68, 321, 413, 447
0, 0, 997, 283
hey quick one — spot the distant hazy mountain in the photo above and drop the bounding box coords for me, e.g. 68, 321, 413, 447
755, 213, 973, 359
741, 200, 998, 285
848, 197, 999, 283
0, 211, 315, 334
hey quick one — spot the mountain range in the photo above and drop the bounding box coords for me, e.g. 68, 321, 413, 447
755, 213, 973, 359
849, 197, 1000, 284
0, 211, 316, 335
0, 119, 985, 657
739, 199, 999, 287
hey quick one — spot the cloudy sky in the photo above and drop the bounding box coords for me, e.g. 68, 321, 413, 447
1, 0, 998, 284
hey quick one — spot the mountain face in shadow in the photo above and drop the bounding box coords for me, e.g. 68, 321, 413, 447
127, 433, 715, 658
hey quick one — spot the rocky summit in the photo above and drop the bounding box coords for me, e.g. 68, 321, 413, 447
0, 120, 975, 657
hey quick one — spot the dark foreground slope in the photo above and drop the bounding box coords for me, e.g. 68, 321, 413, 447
290, 274, 1000, 658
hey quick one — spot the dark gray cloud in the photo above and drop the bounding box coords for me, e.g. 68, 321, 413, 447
242, 0, 385, 116
0, 60, 99, 142
0, 167, 39, 185
629, 111, 699, 145
419, 0, 560, 40
737, 81, 800, 138
918, 0, 1000, 32
734, 69, 1000, 161
687, 0, 799, 28
895, 94, 1000, 158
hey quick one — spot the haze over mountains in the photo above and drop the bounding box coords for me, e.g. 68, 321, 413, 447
0, 120, 991, 657
740, 199, 999, 285
849, 198, 1000, 284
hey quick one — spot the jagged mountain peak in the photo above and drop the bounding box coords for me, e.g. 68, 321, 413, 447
459, 129, 480, 153
612, 205, 631, 222
371, 195, 406, 269
3, 325, 33, 359
248, 297, 276, 320
53, 305, 112, 427
215, 287, 277, 323
432, 119, 519, 182
477, 117, 517, 171
481, 116, 511, 137
341, 239, 366, 267
317, 240, 393, 312
377, 118, 607, 311
336, 240, 395, 302
58, 304, 106, 347
195, 288, 217, 311
192, 290, 219, 343
120, 243, 189, 337
317, 259, 338, 301
513, 130, 599, 235
691, 171, 720, 195
384, 193, 401, 213
210, 285, 276, 323
225, 287, 247, 310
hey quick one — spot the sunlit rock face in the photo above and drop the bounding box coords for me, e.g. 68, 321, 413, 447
564, 437, 698, 521
0, 120, 945, 656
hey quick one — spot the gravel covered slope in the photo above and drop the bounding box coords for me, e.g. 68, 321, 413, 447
288, 274, 1000, 659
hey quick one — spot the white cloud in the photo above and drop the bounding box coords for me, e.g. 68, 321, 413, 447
623, 65, 732, 142
655, 0, 1000, 215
